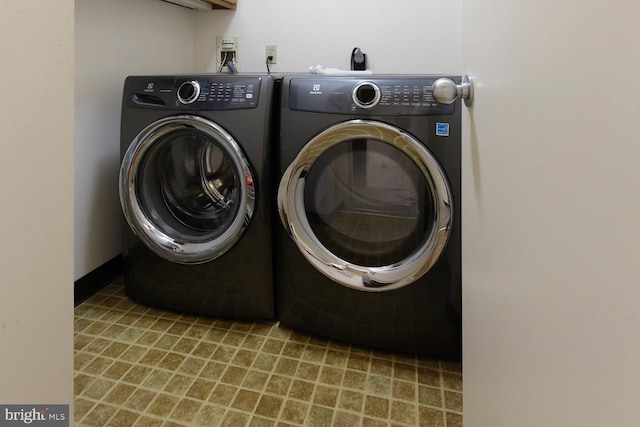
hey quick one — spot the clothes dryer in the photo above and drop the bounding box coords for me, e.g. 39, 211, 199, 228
276, 75, 461, 358
119, 74, 275, 319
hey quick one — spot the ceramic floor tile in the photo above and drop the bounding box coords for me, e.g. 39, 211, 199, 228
74, 277, 462, 426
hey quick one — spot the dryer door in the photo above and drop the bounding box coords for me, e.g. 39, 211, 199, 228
278, 119, 452, 291
120, 115, 255, 264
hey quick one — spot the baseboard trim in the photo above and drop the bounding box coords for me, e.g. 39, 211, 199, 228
74, 255, 123, 306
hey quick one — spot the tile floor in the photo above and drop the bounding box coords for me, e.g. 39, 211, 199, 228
74, 277, 462, 426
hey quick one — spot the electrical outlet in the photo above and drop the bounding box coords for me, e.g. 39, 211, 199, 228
266, 45, 277, 64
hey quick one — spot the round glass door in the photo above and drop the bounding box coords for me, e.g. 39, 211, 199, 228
278, 119, 452, 291
120, 115, 255, 264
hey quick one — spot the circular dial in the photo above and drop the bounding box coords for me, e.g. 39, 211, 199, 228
177, 80, 201, 104
352, 82, 381, 109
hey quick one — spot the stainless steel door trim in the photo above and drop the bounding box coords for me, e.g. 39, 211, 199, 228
120, 115, 255, 264
278, 119, 452, 292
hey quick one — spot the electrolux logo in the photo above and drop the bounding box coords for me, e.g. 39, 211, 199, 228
1, 405, 68, 426
310, 84, 322, 95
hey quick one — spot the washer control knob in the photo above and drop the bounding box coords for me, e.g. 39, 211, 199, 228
177, 80, 201, 104
352, 81, 381, 109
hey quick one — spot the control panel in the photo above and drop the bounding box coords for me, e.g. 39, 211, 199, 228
289, 77, 457, 116
128, 76, 262, 111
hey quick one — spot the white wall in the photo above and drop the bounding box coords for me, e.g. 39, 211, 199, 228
0, 0, 74, 405
74, 0, 196, 280
194, 0, 462, 74
462, 0, 640, 425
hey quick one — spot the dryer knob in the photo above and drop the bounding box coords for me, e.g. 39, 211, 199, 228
352, 82, 381, 109
177, 80, 201, 104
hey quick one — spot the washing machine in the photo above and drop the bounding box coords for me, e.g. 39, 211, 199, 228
119, 74, 275, 320
276, 75, 461, 358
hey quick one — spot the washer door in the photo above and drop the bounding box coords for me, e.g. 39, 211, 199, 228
120, 115, 255, 264
278, 119, 452, 291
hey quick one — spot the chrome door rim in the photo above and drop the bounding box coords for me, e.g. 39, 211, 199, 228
277, 119, 452, 291
120, 115, 255, 264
